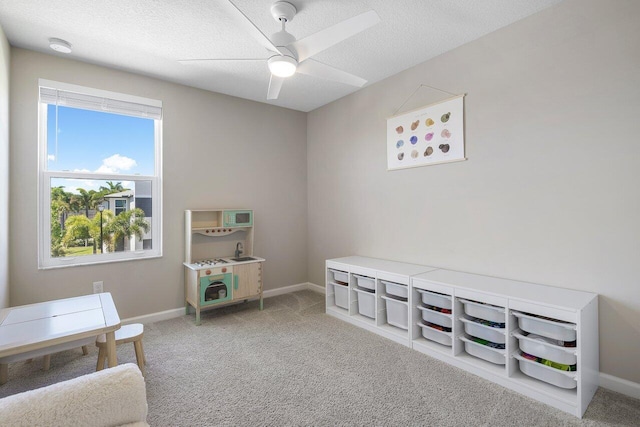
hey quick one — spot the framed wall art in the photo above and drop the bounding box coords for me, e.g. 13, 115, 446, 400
387, 95, 465, 170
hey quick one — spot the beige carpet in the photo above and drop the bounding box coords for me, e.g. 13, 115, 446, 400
1, 290, 638, 426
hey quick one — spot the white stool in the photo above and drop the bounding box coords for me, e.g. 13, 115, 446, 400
96, 323, 146, 375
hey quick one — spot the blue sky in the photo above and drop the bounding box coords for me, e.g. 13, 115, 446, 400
47, 105, 154, 175
47, 105, 155, 193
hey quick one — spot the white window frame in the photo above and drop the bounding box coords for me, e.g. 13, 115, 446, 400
38, 79, 163, 269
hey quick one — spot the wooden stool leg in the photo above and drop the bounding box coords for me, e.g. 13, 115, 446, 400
0, 363, 8, 385
105, 331, 117, 368
82, 345, 89, 355
133, 340, 145, 376
140, 340, 146, 365
43, 355, 51, 371
96, 347, 106, 371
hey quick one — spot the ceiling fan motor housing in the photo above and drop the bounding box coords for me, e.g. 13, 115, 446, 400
271, 1, 297, 23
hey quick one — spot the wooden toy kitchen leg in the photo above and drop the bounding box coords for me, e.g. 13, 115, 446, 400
260, 295, 264, 310
195, 306, 201, 326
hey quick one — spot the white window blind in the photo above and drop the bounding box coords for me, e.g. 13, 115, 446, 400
39, 85, 162, 120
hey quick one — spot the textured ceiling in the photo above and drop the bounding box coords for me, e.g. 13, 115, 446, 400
0, 0, 562, 112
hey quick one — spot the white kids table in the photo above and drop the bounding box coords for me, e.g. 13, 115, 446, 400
0, 293, 121, 383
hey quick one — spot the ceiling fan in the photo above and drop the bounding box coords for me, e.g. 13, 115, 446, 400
179, 1, 380, 100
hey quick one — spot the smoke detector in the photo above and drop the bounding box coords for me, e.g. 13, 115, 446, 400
49, 38, 72, 54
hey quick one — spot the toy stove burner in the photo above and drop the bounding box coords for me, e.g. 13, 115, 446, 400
194, 258, 228, 267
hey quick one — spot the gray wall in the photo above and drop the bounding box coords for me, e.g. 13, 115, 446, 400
9, 48, 308, 319
307, 0, 640, 383
0, 25, 9, 309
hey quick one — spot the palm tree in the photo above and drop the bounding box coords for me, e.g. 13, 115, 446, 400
71, 188, 102, 217
105, 208, 150, 252
99, 181, 125, 194
50, 185, 72, 233
91, 209, 114, 253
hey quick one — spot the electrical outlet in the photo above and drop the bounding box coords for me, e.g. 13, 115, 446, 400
93, 281, 103, 294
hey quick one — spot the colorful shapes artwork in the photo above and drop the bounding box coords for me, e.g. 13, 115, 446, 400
387, 95, 464, 169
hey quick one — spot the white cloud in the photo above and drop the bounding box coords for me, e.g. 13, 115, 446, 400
48, 154, 55, 161
95, 154, 137, 174
73, 168, 91, 173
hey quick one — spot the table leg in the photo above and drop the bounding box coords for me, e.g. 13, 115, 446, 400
106, 331, 118, 368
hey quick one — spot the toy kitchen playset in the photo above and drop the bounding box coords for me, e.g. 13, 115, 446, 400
184, 209, 264, 325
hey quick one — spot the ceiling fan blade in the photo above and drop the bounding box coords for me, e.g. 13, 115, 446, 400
297, 59, 367, 87
290, 10, 380, 62
222, 0, 281, 53
178, 58, 266, 63
267, 75, 285, 100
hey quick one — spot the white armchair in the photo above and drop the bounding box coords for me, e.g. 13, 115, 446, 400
0, 363, 148, 427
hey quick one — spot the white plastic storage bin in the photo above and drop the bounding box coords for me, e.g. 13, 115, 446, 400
329, 269, 348, 284
333, 283, 349, 310
459, 318, 505, 344
459, 336, 505, 365
381, 295, 408, 330
513, 331, 577, 365
416, 289, 452, 310
459, 299, 505, 323
353, 274, 376, 291
416, 306, 452, 328
514, 353, 577, 389
417, 322, 452, 346
512, 311, 577, 342
353, 287, 375, 318
381, 280, 408, 299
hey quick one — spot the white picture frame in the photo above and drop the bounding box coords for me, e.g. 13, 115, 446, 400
387, 95, 465, 170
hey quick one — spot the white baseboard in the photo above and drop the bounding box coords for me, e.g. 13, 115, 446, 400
600, 372, 640, 400
123, 307, 186, 325
305, 282, 325, 294
263, 282, 312, 298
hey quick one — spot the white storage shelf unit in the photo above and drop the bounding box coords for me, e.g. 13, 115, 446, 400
326, 257, 598, 418
326, 256, 438, 346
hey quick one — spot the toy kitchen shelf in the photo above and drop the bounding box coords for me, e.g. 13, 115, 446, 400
326, 256, 599, 418
184, 209, 264, 325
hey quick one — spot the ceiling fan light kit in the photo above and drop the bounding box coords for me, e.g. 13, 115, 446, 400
180, 0, 380, 100
268, 55, 297, 77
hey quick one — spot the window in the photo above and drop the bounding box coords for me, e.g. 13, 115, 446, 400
38, 80, 162, 268
115, 200, 127, 216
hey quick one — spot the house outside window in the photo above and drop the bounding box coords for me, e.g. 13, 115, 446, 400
38, 79, 163, 268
